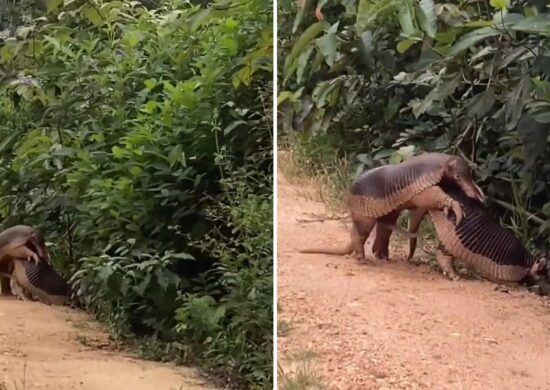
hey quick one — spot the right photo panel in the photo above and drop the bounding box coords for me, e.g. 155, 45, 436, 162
277, 1, 550, 389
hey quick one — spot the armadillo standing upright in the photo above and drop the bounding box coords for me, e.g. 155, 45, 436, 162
0, 225, 49, 265
0, 225, 51, 296
301, 153, 485, 264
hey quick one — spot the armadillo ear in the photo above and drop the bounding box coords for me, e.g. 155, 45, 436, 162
443, 159, 456, 175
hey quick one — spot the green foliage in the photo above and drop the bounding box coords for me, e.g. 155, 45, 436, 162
0, 0, 273, 388
279, 0, 550, 251
176, 164, 273, 388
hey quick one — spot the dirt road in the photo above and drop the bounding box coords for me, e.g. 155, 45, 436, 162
0, 298, 214, 390
277, 171, 550, 390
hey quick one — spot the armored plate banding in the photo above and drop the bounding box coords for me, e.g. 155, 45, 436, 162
348, 154, 449, 218
430, 186, 537, 282
12, 259, 69, 305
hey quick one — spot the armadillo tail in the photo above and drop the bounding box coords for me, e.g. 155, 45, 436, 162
299, 243, 353, 256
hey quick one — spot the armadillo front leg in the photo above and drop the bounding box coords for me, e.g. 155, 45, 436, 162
406, 208, 428, 261
435, 245, 459, 281
408, 186, 463, 225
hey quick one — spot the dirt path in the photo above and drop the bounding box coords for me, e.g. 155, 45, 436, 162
0, 298, 215, 390
277, 171, 550, 390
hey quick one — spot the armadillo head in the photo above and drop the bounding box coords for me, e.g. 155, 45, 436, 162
443, 157, 485, 203
26, 230, 49, 263
529, 256, 548, 277
0, 225, 49, 263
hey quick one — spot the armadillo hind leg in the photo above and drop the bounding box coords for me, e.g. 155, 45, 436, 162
372, 210, 400, 261
435, 245, 460, 281
10, 276, 32, 301
0, 276, 12, 295
372, 224, 391, 261
351, 215, 376, 264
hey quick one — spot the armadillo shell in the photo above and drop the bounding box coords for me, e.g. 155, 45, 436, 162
22, 260, 69, 296
430, 201, 535, 282
348, 155, 445, 217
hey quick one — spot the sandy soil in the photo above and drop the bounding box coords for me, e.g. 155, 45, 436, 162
0, 298, 215, 390
277, 171, 550, 390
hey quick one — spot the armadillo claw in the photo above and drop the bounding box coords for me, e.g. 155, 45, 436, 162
29, 252, 40, 264
444, 200, 464, 225
443, 271, 460, 281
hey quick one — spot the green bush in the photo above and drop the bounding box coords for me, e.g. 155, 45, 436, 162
279, 0, 550, 251
0, 0, 273, 388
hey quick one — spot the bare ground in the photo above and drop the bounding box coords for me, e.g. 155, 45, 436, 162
277, 170, 550, 390
0, 298, 215, 390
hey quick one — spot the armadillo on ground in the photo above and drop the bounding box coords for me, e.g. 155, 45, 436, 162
301, 153, 484, 263
9, 259, 69, 305
427, 184, 546, 282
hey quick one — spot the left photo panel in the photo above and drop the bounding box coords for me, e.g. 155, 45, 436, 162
0, 1, 273, 389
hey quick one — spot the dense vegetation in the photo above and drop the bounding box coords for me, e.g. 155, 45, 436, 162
0, 0, 273, 388
279, 0, 550, 251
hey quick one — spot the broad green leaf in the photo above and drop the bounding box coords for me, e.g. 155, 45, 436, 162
411, 91, 436, 118
232, 65, 253, 88
141, 100, 159, 113
25, 40, 44, 58
223, 120, 247, 136
173, 252, 195, 260
398, 0, 417, 37
489, 0, 509, 10
81, 4, 103, 27
506, 75, 531, 130
462, 20, 494, 28
397, 145, 415, 159
466, 88, 495, 119
284, 22, 326, 73
356, 0, 400, 34
46, 0, 63, 13
0, 45, 13, 64
517, 114, 547, 168
112, 146, 124, 159
532, 111, 550, 123
134, 274, 151, 296
384, 97, 400, 122
437, 74, 461, 98
543, 203, 550, 217
313, 79, 342, 109
126, 223, 140, 232
292, 0, 312, 34
168, 144, 183, 167
190, 8, 212, 31
493, 12, 526, 28
277, 91, 298, 105
123, 30, 145, 48
416, 0, 437, 38
435, 29, 458, 44
129, 166, 142, 176
315, 22, 339, 67
296, 45, 314, 84
448, 27, 501, 56
510, 15, 550, 36
396, 38, 415, 53
144, 79, 156, 90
